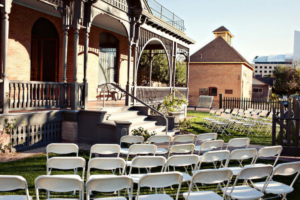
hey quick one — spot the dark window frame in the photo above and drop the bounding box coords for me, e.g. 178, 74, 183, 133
209, 87, 218, 96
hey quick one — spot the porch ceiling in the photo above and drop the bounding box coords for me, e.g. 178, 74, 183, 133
14, 0, 61, 18
92, 15, 127, 37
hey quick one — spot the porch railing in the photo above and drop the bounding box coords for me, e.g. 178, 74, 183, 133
135, 86, 172, 104
102, 0, 129, 12
175, 87, 188, 99
38, 0, 64, 8
8, 80, 71, 111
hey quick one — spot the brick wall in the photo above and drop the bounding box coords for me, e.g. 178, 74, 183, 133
189, 63, 243, 108
8, 3, 133, 100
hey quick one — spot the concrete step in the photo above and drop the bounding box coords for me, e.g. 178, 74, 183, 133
146, 125, 166, 135
129, 121, 158, 132
107, 111, 141, 120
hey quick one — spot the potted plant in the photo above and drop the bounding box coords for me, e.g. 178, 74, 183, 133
179, 118, 192, 134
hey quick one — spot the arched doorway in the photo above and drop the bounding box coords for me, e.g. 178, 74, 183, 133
98, 32, 119, 86
31, 18, 59, 82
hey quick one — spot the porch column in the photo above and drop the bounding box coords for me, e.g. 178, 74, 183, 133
149, 50, 153, 86
172, 42, 177, 88
1, 0, 13, 114
126, 43, 132, 106
70, 28, 80, 110
62, 25, 69, 83
83, 27, 90, 110
186, 52, 190, 101
132, 44, 139, 105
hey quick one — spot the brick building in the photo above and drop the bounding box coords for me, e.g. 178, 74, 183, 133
189, 26, 253, 108
252, 77, 274, 99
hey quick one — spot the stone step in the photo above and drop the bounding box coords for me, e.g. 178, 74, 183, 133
129, 121, 158, 132
107, 111, 141, 120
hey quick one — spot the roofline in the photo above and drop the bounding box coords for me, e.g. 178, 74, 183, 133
190, 62, 254, 70
213, 31, 234, 38
253, 78, 272, 86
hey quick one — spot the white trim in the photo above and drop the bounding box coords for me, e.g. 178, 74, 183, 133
13, 1, 61, 18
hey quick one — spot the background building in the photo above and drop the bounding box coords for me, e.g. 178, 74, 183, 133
294, 30, 300, 66
189, 26, 253, 108
252, 77, 274, 99
253, 54, 293, 77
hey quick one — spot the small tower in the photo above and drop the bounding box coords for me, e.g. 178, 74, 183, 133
213, 26, 234, 45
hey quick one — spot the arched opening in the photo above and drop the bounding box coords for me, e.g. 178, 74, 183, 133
98, 32, 119, 86
137, 39, 170, 87
31, 18, 59, 82
175, 53, 187, 87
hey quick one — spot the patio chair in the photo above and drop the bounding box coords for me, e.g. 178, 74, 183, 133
168, 144, 195, 158
165, 155, 199, 185
86, 176, 134, 200
249, 145, 283, 167
222, 166, 273, 200
196, 150, 230, 170
35, 175, 84, 200
253, 161, 300, 200
194, 95, 214, 110
136, 172, 183, 200
128, 156, 167, 183
87, 158, 126, 180
225, 148, 257, 176
148, 135, 171, 155
89, 144, 121, 159
194, 133, 218, 146
46, 157, 86, 180
46, 143, 79, 160
183, 169, 233, 200
172, 134, 195, 145
0, 175, 32, 200
225, 138, 250, 150
119, 136, 144, 155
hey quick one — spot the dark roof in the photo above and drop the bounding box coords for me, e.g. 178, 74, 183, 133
190, 36, 252, 67
213, 26, 229, 32
254, 77, 274, 86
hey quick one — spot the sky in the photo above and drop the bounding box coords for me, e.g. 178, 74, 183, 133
157, 0, 300, 63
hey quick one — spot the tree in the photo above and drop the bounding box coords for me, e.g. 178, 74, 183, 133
175, 60, 187, 86
272, 65, 300, 98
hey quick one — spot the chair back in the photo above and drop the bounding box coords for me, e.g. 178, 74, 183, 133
195, 133, 217, 145
229, 148, 257, 161
199, 150, 230, 169
86, 176, 133, 200
0, 175, 29, 192
257, 145, 282, 158
89, 144, 120, 159
226, 138, 250, 149
35, 175, 84, 200
120, 136, 144, 145
129, 156, 166, 173
47, 157, 86, 179
168, 144, 195, 157
273, 161, 300, 176
236, 166, 273, 180
46, 143, 79, 159
127, 144, 156, 155
166, 155, 199, 168
148, 135, 171, 150
173, 134, 195, 145
199, 140, 224, 154
192, 169, 232, 184
87, 158, 126, 179
137, 172, 182, 200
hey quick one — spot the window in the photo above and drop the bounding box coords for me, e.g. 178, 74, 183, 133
269, 71, 272, 73
225, 89, 233, 94
269, 66, 272, 69
255, 66, 258, 69
265, 66, 267, 69
209, 87, 217, 96
260, 66, 262, 69
253, 88, 263, 93
255, 70, 257, 73
260, 71, 262, 73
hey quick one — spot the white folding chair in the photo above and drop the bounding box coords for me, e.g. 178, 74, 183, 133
165, 155, 199, 184
183, 169, 233, 200
172, 134, 195, 145
223, 166, 273, 200
226, 148, 257, 175
253, 161, 300, 200
195, 140, 224, 156
0, 175, 32, 200
194, 133, 217, 148
136, 172, 183, 200
120, 136, 144, 155
226, 138, 250, 150
87, 158, 126, 180
196, 150, 230, 170
251, 145, 283, 167
168, 144, 195, 158
35, 175, 84, 200
46, 157, 86, 179
86, 176, 133, 200
89, 144, 121, 159
46, 143, 79, 159
128, 156, 167, 183
148, 135, 171, 155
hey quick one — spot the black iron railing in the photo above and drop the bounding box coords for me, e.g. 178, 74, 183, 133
146, 0, 185, 31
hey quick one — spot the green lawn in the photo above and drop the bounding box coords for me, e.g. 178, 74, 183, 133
187, 111, 272, 146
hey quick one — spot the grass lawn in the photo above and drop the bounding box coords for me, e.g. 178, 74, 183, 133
187, 111, 272, 146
